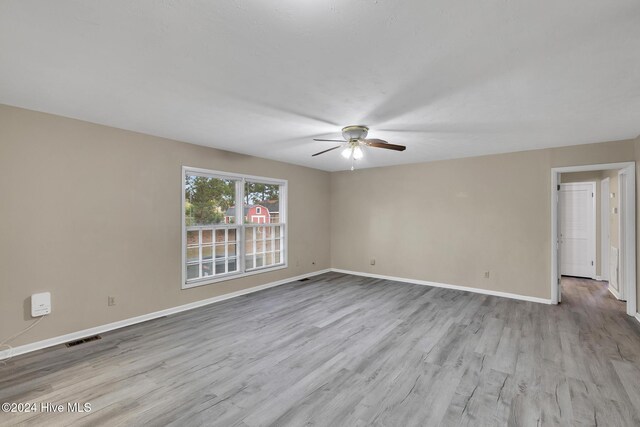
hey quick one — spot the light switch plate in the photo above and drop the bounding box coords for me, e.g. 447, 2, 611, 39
31, 292, 51, 317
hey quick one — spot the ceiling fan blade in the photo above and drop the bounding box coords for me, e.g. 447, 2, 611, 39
312, 145, 342, 157
313, 139, 346, 142
364, 139, 406, 151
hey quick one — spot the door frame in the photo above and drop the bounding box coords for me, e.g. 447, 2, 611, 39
558, 182, 597, 279
551, 162, 636, 316
618, 170, 630, 300
601, 177, 610, 282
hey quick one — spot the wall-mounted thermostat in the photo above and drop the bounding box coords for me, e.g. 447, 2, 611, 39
31, 292, 51, 317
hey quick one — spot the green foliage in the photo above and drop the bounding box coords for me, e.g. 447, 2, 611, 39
184, 176, 280, 226
185, 176, 235, 226
245, 182, 279, 204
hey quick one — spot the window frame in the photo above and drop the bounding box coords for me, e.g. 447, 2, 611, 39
181, 166, 288, 289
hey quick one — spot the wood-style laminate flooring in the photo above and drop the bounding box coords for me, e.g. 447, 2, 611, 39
2, 273, 640, 426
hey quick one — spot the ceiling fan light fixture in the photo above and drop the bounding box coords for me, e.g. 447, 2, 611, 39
311, 125, 405, 166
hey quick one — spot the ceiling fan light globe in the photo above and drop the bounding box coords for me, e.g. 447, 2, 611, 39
341, 147, 352, 159
353, 146, 364, 160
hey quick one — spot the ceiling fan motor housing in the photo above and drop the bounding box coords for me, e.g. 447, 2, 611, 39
342, 125, 368, 141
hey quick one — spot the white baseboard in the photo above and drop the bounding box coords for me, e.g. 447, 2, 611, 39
608, 285, 623, 300
0, 269, 330, 361
635, 313, 640, 325
330, 268, 553, 304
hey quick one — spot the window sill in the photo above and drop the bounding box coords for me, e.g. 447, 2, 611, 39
182, 262, 288, 290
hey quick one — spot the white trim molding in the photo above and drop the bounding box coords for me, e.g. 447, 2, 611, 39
0, 269, 330, 361
330, 268, 552, 304
182, 166, 289, 289
551, 161, 636, 316
635, 313, 640, 326
608, 284, 622, 300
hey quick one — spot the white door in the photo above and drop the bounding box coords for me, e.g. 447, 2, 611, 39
560, 182, 596, 278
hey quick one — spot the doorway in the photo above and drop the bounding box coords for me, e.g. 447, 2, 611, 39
551, 162, 636, 316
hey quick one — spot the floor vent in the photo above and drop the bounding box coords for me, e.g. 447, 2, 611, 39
298, 278, 310, 282
66, 335, 102, 347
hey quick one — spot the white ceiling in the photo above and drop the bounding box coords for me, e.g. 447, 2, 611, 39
1, 1, 639, 171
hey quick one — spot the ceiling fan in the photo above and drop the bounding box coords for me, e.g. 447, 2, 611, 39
312, 125, 406, 169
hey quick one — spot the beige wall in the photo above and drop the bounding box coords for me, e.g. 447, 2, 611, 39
2, 103, 639, 352
602, 170, 620, 251
0, 105, 331, 347
602, 169, 622, 293
331, 139, 636, 300
560, 171, 602, 276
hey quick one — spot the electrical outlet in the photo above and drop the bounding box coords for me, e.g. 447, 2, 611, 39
370, 258, 376, 266
108, 296, 116, 306
484, 271, 490, 279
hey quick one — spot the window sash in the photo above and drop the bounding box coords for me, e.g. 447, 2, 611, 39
182, 167, 287, 288
244, 223, 285, 272
185, 225, 240, 280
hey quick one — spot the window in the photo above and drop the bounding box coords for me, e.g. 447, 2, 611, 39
183, 167, 287, 288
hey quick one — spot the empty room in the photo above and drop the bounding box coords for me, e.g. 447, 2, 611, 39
2, 1, 640, 426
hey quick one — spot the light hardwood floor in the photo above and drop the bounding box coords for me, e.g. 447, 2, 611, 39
2, 273, 640, 426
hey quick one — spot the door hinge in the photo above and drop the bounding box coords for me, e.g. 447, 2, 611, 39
557, 185, 560, 191
558, 278, 561, 284
591, 260, 594, 266
592, 192, 594, 197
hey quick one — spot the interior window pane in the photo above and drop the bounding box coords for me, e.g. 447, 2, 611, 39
187, 230, 199, 246
275, 239, 281, 251
228, 243, 237, 257
256, 254, 264, 268
186, 264, 199, 279
244, 182, 280, 224
215, 244, 225, 258
215, 260, 225, 274
265, 240, 272, 252
265, 252, 273, 266
215, 229, 225, 243
185, 175, 236, 226
228, 258, 238, 272
202, 262, 213, 277
202, 246, 213, 260
228, 228, 237, 242
275, 251, 281, 264
186, 247, 199, 263
202, 230, 213, 244
245, 258, 254, 270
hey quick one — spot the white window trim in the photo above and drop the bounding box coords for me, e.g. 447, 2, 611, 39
182, 166, 288, 289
